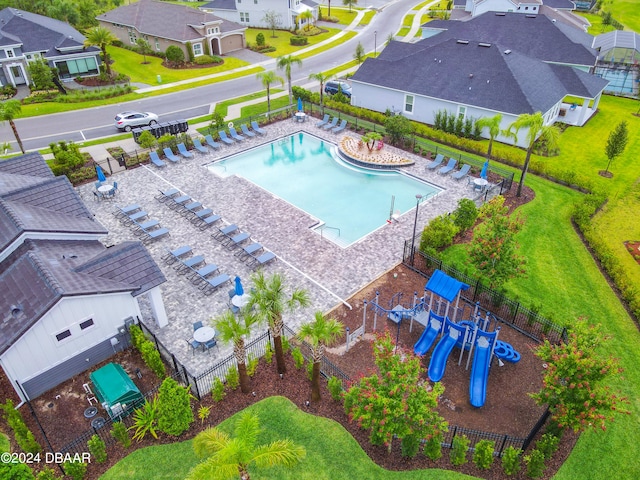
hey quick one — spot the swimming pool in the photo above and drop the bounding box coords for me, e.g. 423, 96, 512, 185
207, 133, 442, 246
596, 67, 637, 94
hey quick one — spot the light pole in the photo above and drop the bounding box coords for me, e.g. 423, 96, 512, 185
410, 194, 423, 266
374, 30, 377, 57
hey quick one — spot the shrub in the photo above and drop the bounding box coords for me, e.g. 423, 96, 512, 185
35, 466, 59, 480
0, 400, 42, 454
129, 398, 159, 442
137, 130, 157, 149
87, 435, 107, 463
453, 198, 478, 232
290, 35, 308, 46
256, 32, 265, 46
281, 335, 291, 354
129, 324, 145, 350
450, 434, 469, 466
165, 45, 185, 65
212, 377, 226, 401
419, 214, 459, 254
226, 367, 240, 390
185, 41, 195, 63
0, 459, 35, 479
194, 55, 217, 65
246, 353, 259, 376
524, 449, 545, 478
140, 341, 166, 379
306, 360, 314, 380
327, 376, 343, 401
423, 433, 443, 461
401, 433, 420, 458
157, 377, 194, 436
292, 85, 313, 102
472, 439, 494, 470
291, 347, 305, 369
264, 342, 274, 364
501, 446, 522, 475
198, 406, 211, 424
535, 433, 560, 460
63, 461, 87, 480
110, 421, 131, 449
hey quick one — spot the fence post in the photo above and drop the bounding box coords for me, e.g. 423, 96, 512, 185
512, 303, 520, 324
498, 434, 509, 456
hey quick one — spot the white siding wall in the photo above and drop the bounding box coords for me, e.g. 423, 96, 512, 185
2, 293, 140, 386
205, 1, 294, 29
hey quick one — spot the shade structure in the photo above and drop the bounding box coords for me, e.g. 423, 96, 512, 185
234, 276, 244, 296
297, 97, 303, 111
480, 160, 489, 179
96, 165, 106, 182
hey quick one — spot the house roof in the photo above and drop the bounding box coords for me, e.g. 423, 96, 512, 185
200, 0, 237, 12
0, 7, 94, 55
351, 38, 602, 116
424, 269, 469, 303
98, 0, 244, 43
541, 0, 575, 9
592, 30, 640, 54
423, 11, 597, 67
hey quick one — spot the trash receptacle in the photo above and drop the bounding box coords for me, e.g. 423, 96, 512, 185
157, 75, 162, 84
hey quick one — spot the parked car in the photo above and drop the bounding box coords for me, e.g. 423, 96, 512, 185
324, 80, 352, 98
114, 111, 159, 131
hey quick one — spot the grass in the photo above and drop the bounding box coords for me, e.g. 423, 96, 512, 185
606, 0, 640, 32
575, 12, 617, 35
246, 27, 342, 58
403, 14, 415, 27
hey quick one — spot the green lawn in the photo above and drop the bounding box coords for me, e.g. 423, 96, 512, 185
575, 12, 617, 35
607, 0, 640, 32
246, 27, 342, 58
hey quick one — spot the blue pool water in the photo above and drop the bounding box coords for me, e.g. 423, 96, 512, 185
207, 133, 442, 246
596, 68, 636, 94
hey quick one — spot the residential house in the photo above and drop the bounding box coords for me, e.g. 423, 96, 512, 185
0, 8, 101, 86
97, 0, 246, 59
0, 152, 168, 402
200, 0, 319, 30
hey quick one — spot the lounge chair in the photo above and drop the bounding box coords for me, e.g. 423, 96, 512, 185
190, 208, 213, 223
142, 227, 169, 244
332, 119, 347, 134
205, 134, 222, 149
426, 154, 445, 170
197, 214, 222, 231
323, 117, 339, 130
177, 143, 194, 159
236, 242, 263, 262
149, 151, 166, 168
229, 127, 245, 141
249, 251, 276, 269
251, 121, 266, 135
114, 204, 140, 219
218, 131, 234, 145
132, 219, 160, 236
192, 138, 208, 153
162, 245, 192, 264
176, 255, 205, 275
452, 164, 471, 181
438, 158, 457, 175
189, 263, 219, 284
223, 232, 251, 249
122, 210, 147, 226
168, 195, 191, 210
156, 188, 180, 203
181, 201, 202, 217
203, 273, 231, 295
163, 147, 180, 163
212, 224, 239, 240
240, 123, 256, 138
316, 114, 330, 127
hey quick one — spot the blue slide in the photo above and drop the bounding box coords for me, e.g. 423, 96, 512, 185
428, 319, 465, 382
413, 314, 442, 356
469, 330, 498, 408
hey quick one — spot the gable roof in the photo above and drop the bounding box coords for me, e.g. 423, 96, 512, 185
425, 269, 469, 303
423, 11, 597, 67
201, 0, 237, 11
98, 0, 244, 43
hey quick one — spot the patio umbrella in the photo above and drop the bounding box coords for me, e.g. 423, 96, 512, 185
96, 165, 106, 182
234, 276, 244, 296
297, 97, 303, 111
480, 160, 489, 180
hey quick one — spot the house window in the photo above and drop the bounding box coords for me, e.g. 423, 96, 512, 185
55, 57, 99, 79
457, 106, 466, 119
128, 30, 137, 44
155, 38, 160, 51
55, 329, 72, 342
6, 49, 14, 58
240, 12, 250, 22
79, 318, 95, 330
404, 94, 414, 113
192, 43, 203, 56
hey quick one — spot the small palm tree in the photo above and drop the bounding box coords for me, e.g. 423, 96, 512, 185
84, 26, 118, 76
505, 112, 560, 197
247, 272, 310, 375
299, 312, 344, 401
308, 72, 334, 110
475, 113, 503, 160
0, 100, 24, 153
256, 71, 284, 119
187, 411, 305, 480
299, 10, 314, 31
276, 55, 303, 106
214, 310, 261, 394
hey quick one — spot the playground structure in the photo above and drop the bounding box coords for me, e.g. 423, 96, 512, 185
355, 269, 520, 408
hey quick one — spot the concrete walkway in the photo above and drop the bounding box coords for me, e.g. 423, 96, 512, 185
403, 1, 440, 42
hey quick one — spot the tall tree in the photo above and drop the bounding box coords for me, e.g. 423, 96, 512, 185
505, 112, 560, 197
604, 120, 628, 175
0, 100, 24, 153
308, 71, 333, 109
475, 113, 503, 159
247, 272, 310, 375
276, 55, 303, 106
84, 26, 118, 76
214, 310, 261, 394
299, 312, 343, 401
187, 412, 305, 480
256, 71, 284, 119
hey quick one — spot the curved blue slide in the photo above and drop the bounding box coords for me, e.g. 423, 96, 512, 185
469, 336, 492, 408
428, 328, 459, 382
413, 315, 441, 356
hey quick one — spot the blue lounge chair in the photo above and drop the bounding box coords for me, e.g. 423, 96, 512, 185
438, 158, 457, 175
213, 224, 238, 240
114, 204, 140, 219
156, 188, 179, 203
142, 227, 170, 244
132, 219, 160, 236
316, 114, 330, 127
205, 134, 222, 149
177, 142, 194, 159
163, 147, 180, 163
229, 127, 245, 141
192, 138, 208, 153
323, 117, 339, 130
224, 232, 250, 249
218, 131, 234, 145
240, 123, 256, 137
332, 119, 347, 134
249, 251, 276, 269
149, 151, 166, 168
181, 201, 202, 217
162, 245, 192, 264
168, 195, 191, 210
251, 121, 266, 135
197, 214, 222, 231
426, 154, 445, 170
203, 273, 231, 295
237, 242, 263, 262
452, 164, 471, 181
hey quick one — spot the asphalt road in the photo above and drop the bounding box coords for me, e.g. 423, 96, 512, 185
2, 0, 416, 152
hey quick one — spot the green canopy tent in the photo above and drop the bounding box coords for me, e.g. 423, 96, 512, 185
89, 363, 143, 419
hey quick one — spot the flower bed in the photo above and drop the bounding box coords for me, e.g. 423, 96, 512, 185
339, 136, 414, 169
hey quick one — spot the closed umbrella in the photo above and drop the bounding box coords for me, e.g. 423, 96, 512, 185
96, 165, 106, 182
480, 160, 489, 180
234, 276, 244, 296
297, 97, 303, 112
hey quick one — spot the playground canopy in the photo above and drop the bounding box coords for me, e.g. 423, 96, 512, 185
90, 363, 143, 419
424, 269, 469, 303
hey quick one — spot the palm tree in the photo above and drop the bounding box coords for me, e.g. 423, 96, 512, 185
214, 310, 260, 394
247, 271, 310, 375
0, 100, 24, 153
299, 10, 314, 31
505, 112, 560, 197
276, 55, 303, 107
84, 26, 118, 76
475, 113, 503, 160
256, 71, 284, 120
187, 411, 305, 480
299, 312, 343, 401
308, 72, 334, 110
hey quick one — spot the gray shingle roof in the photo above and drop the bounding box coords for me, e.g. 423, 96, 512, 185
549, 63, 609, 97
98, 0, 244, 43
200, 0, 237, 11
541, 0, 575, 9
592, 30, 640, 53
0, 151, 56, 178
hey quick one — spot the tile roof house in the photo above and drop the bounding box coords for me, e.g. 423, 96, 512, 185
0, 153, 167, 401
97, 0, 246, 59
0, 8, 101, 86
200, 0, 319, 30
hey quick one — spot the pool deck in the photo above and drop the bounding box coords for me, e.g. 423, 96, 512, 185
80, 120, 485, 379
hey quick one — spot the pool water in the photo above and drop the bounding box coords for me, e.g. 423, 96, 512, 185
208, 133, 442, 246
596, 68, 637, 94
